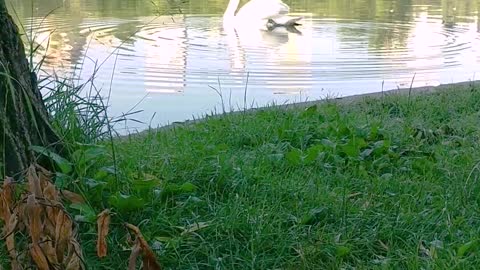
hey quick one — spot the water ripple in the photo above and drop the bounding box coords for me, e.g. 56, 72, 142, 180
19, 9, 480, 128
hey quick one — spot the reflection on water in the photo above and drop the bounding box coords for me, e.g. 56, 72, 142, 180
8, 0, 480, 132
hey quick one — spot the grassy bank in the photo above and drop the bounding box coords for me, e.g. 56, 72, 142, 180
101, 81, 480, 269
3, 81, 480, 269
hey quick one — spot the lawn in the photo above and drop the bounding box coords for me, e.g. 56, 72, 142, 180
3, 82, 480, 269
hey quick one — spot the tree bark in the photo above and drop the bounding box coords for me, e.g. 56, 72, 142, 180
0, 0, 62, 178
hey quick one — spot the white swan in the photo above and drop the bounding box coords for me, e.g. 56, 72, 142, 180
223, 0, 301, 29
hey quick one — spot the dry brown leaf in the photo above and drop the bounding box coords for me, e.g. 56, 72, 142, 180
43, 182, 60, 202
43, 188, 62, 240
125, 223, 162, 270
36, 164, 53, 190
128, 241, 142, 270
61, 190, 85, 204
15, 199, 27, 232
55, 211, 73, 262
39, 237, 58, 265
30, 244, 50, 270
45, 205, 60, 239
65, 239, 83, 270
1, 177, 15, 223
65, 252, 81, 270
26, 194, 43, 244
125, 223, 142, 237
96, 209, 110, 258
10, 260, 22, 270
143, 252, 162, 270
2, 166, 85, 270
3, 177, 14, 202
0, 177, 15, 216
5, 213, 18, 261
142, 244, 162, 270
27, 165, 43, 197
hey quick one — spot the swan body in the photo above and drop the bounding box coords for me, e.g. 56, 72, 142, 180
223, 0, 301, 29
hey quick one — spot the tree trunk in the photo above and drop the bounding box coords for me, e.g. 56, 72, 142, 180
0, 0, 62, 178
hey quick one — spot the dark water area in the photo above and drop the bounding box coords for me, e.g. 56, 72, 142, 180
8, 0, 480, 132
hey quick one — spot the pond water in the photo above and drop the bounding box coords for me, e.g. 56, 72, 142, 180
9, 0, 480, 132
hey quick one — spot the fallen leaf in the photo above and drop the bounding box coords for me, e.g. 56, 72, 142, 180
45, 205, 60, 239
26, 194, 42, 244
36, 164, 53, 189
55, 211, 73, 262
5, 213, 18, 261
38, 179, 63, 253
65, 251, 81, 270
43, 182, 60, 202
10, 260, 21, 270
61, 190, 85, 204
30, 243, 50, 270
128, 241, 142, 270
96, 209, 110, 258
39, 237, 59, 265
1, 165, 85, 270
15, 199, 27, 231
1, 177, 14, 223
143, 251, 162, 270
27, 165, 43, 197
0, 177, 15, 218
125, 223, 162, 270
65, 238, 83, 270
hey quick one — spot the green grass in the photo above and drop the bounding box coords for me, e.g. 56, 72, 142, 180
73, 81, 480, 269
3, 81, 480, 269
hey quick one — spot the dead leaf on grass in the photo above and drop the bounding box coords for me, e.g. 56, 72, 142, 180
61, 190, 85, 204
26, 194, 43, 244
55, 211, 73, 262
97, 209, 111, 258
125, 223, 162, 270
30, 243, 50, 270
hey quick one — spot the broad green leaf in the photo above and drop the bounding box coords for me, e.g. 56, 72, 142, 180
83, 146, 108, 161
300, 207, 330, 225
342, 137, 367, 157
94, 166, 116, 180
30, 145, 72, 174
285, 148, 303, 166
458, 240, 479, 257
132, 175, 162, 191
305, 145, 323, 164
69, 203, 97, 222
161, 182, 197, 199
301, 105, 317, 118
54, 173, 70, 189
73, 145, 108, 168
180, 182, 197, 193
369, 124, 380, 140
336, 245, 351, 257
109, 192, 145, 212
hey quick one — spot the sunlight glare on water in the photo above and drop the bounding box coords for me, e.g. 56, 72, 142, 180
9, 0, 480, 132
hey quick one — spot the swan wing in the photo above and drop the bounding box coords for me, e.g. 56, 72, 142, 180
236, 0, 290, 21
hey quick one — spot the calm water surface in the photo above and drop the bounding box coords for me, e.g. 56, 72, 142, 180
9, 0, 480, 131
